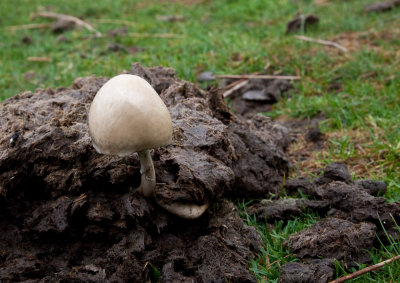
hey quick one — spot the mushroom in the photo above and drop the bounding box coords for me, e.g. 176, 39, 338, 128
88, 74, 209, 219
88, 74, 172, 197
156, 201, 209, 219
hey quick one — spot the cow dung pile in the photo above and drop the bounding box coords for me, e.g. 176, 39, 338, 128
0, 63, 289, 282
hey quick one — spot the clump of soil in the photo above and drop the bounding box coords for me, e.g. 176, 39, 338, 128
51, 19, 75, 33
364, 0, 400, 13
279, 259, 335, 283
236, 80, 293, 116
0, 64, 289, 281
248, 162, 400, 283
221, 78, 294, 116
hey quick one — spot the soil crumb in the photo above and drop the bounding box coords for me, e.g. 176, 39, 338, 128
0, 63, 289, 282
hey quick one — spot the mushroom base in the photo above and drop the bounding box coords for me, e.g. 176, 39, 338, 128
137, 149, 156, 197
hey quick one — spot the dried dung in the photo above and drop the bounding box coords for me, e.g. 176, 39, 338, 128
364, 0, 400, 13
0, 63, 289, 281
279, 259, 335, 283
247, 162, 400, 282
224, 78, 294, 115
284, 218, 376, 265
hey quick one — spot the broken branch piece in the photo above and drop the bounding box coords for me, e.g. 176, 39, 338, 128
37, 11, 101, 36
329, 255, 400, 283
222, 80, 249, 98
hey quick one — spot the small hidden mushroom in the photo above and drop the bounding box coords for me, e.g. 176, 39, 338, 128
88, 74, 209, 219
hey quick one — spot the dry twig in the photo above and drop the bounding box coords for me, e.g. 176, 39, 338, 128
27, 57, 51, 62
294, 35, 348, 53
37, 11, 102, 36
215, 74, 301, 80
329, 255, 400, 283
222, 80, 249, 98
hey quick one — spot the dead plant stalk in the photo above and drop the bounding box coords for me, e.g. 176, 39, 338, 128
222, 80, 249, 98
329, 255, 400, 283
294, 35, 348, 53
37, 11, 102, 36
215, 74, 301, 80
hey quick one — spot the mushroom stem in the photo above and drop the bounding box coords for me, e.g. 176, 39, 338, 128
137, 149, 156, 197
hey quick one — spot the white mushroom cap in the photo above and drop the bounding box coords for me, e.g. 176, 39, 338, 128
88, 74, 172, 156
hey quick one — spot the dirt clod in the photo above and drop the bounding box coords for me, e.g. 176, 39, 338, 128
355, 179, 387, 196
224, 78, 294, 115
315, 161, 352, 185
51, 19, 75, 33
248, 198, 329, 222
364, 0, 400, 13
279, 259, 335, 283
305, 126, 324, 143
21, 35, 33, 45
285, 217, 376, 265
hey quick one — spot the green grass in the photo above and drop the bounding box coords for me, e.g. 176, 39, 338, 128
238, 201, 320, 282
1, 0, 400, 282
239, 200, 400, 282
333, 216, 400, 282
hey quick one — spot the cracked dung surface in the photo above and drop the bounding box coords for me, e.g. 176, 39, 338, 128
247, 162, 400, 283
0, 63, 289, 282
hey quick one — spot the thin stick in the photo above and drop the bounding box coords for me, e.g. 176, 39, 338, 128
222, 80, 249, 98
6, 23, 51, 31
27, 57, 51, 62
215, 74, 301, 80
222, 78, 247, 91
37, 11, 101, 36
329, 255, 400, 283
294, 35, 348, 53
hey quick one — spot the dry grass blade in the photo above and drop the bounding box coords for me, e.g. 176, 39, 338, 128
128, 32, 182, 38
215, 74, 301, 80
295, 35, 348, 53
82, 32, 182, 40
37, 11, 102, 36
27, 57, 51, 62
329, 255, 400, 283
93, 19, 136, 26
